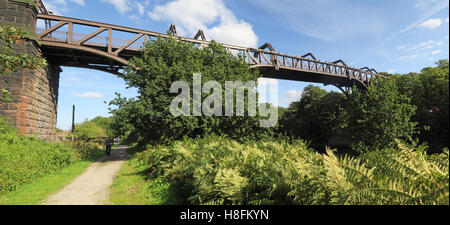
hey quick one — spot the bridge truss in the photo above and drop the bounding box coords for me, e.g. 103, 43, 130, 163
35, 13, 379, 90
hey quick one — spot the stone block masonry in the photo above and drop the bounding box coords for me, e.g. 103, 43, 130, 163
0, 0, 60, 141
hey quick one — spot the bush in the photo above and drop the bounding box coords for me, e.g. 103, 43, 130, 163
135, 136, 449, 205
347, 78, 417, 153
0, 117, 100, 192
392, 60, 449, 153
73, 120, 107, 143
279, 85, 348, 146
0, 117, 79, 192
63, 140, 101, 159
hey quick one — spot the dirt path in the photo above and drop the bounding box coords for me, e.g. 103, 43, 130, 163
42, 146, 130, 205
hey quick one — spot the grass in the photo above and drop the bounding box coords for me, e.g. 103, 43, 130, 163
0, 148, 105, 205
109, 146, 181, 205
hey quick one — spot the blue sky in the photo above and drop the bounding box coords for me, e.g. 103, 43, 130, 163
41, 0, 449, 130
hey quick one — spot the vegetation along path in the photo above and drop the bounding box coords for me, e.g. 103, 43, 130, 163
42, 146, 130, 205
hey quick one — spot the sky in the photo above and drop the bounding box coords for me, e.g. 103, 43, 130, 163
40, 0, 450, 130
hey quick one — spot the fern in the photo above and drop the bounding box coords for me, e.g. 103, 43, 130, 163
135, 136, 449, 205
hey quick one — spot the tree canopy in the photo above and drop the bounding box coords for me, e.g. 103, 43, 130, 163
108, 36, 273, 145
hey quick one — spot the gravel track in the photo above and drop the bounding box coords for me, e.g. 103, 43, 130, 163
42, 146, 129, 205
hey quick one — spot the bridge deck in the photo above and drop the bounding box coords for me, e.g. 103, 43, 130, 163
35, 14, 379, 89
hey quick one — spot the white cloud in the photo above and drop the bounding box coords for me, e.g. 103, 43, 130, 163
399, 54, 420, 60
100, 0, 132, 15
409, 54, 419, 59
284, 90, 302, 101
419, 18, 443, 28
74, 92, 104, 99
388, 69, 397, 73
42, 0, 66, 14
69, 0, 85, 6
278, 90, 302, 106
42, 0, 85, 14
414, 0, 440, 9
431, 49, 442, 55
136, 2, 145, 15
258, 78, 278, 86
148, 0, 258, 47
90, 75, 102, 80
446, 17, 449, 23
245, 0, 386, 42
351, 0, 449, 64
66, 76, 80, 81
398, 40, 443, 51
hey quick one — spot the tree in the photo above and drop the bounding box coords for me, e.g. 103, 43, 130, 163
109, 36, 272, 144
391, 60, 449, 153
279, 85, 347, 146
90, 116, 114, 137
73, 120, 106, 141
346, 78, 417, 153
0, 25, 46, 102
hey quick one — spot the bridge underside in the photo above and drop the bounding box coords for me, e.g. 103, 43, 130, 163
256, 66, 366, 90
41, 44, 363, 90
40, 42, 133, 75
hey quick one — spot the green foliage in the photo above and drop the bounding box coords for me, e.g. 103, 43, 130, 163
357, 142, 449, 204
108, 93, 138, 143
0, 117, 78, 192
0, 25, 46, 102
135, 136, 315, 205
63, 140, 101, 159
391, 60, 449, 152
73, 120, 107, 141
109, 37, 271, 145
279, 85, 347, 145
143, 177, 180, 205
0, 116, 101, 192
347, 78, 417, 153
0, 149, 104, 205
90, 116, 114, 138
136, 136, 449, 205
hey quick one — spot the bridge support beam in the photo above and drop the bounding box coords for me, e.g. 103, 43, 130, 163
0, 0, 60, 141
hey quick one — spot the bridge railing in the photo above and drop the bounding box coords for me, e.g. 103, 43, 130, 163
36, 14, 378, 86
36, 28, 142, 51
242, 49, 376, 84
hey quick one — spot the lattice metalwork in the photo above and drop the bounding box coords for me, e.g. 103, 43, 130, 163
36, 14, 379, 89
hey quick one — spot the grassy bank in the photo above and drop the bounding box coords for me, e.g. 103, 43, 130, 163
0, 148, 104, 205
109, 146, 181, 205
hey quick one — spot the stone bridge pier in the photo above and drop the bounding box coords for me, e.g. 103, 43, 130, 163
0, 0, 60, 141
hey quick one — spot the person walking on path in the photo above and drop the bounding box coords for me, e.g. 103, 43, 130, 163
105, 138, 113, 156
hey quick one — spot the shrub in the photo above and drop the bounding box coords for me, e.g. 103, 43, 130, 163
136, 136, 449, 205
0, 116, 98, 192
136, 136, 326, 205
347, 78, 417, 153
73, 120, 107, 141
63, 140, 101, 159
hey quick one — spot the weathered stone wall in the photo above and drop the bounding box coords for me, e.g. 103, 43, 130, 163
0, 0, 37, 38
0, 0, 60, 141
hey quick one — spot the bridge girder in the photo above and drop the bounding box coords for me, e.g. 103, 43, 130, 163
35, 14, 379, 89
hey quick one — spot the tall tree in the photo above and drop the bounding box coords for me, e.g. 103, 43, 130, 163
109, 37, 272, 144
392, 60, 449, 152
280, 85, 347, 146
347, 78, 417, 153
